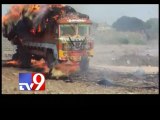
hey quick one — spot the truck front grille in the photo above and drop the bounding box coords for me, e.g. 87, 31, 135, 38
63, 41, 86, 51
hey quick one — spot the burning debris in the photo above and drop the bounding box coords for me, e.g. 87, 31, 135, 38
3, 58, 49, 72
4, 60, 21, 67
97, 78, 115, 87
31, 59, 49, 73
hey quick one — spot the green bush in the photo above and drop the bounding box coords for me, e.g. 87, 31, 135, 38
118, 38, 129, 44
130, 39, 146, 45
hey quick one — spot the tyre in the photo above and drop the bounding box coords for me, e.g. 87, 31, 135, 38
33, 55, 42, 61
12, 53, 19, 60
46, 50, 57, 69
12, 47, 20, 60
46, 50, 58, 78
18, 46, 31, 68
80, 56, 89, 72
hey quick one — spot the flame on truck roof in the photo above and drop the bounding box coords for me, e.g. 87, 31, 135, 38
2, 4, 91, 26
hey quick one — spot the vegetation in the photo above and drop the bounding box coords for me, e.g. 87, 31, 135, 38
92, 28, 147, 45
92, 16, 158, 45
144, 18, 158, 40
112, 16, 145, 32
112, 16, 158, 41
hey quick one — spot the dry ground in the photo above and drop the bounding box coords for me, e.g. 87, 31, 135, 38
2, 42, 159, 94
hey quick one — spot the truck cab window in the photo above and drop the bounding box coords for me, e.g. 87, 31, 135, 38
78, 25, 89, 36
60, 24, 76, 36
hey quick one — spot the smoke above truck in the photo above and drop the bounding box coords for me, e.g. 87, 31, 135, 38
2, 4, 91, 43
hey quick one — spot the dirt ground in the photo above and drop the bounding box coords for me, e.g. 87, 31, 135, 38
1, 42, 159, 94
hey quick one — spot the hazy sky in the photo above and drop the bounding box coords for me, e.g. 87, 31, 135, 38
2, 4, 159, 25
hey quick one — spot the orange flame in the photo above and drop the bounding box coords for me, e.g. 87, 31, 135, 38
28, 4, 40, 13
30, 28, 36, 34
2, 4, 26, 25
2, 16, 8, 25
2, 4, 66, 26
31, 59, 49, 73
37, 24, 41, 33
55, 63, 79, 75
53, 15, 59, 20
2, 4, 41, 25
5, 60, 21, 66
4, 58, 49, 73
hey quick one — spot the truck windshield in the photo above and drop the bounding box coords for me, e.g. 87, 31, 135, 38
78, 25, 89, 36
60, 24, 76, 36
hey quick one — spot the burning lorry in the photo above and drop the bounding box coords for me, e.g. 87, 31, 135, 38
2, 4, 94, 78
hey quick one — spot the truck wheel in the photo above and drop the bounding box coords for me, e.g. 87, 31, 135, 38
46, 50, 56, 69
21, 53, 31, 68
12, 53, 19, 60
18, 47, 31, 68
12, 47, 20, 60
80, 56, 89, 72
33, 55, 42, 61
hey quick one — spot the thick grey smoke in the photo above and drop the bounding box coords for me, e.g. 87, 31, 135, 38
32, 4, 48, 27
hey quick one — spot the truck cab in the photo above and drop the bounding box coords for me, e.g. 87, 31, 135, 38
42, 15, 94, 77
57, 17, 94, 63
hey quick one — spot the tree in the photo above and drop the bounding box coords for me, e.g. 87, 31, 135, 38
144, 18, 158, 40
112, 16, 145, 32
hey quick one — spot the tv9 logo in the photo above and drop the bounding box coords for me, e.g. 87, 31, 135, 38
19, 73, 45, 90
